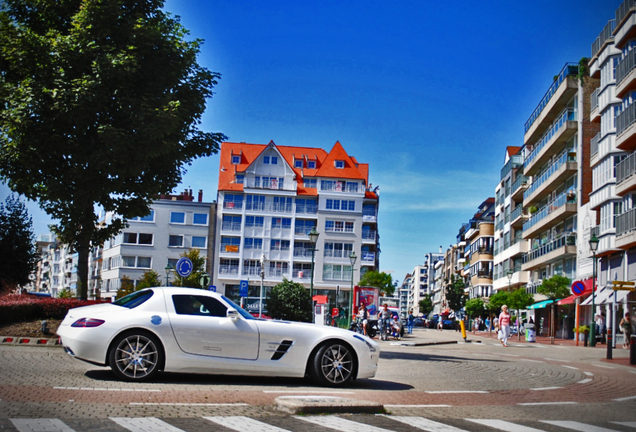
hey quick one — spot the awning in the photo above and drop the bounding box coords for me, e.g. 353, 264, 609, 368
557, 294, 578, 305
571, 278, 594, 296
312, 295, 328, 304
580, 286, 630, 306
528, 299, 560, 309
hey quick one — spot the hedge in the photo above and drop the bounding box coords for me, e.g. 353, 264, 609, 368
0, 295, 106, 326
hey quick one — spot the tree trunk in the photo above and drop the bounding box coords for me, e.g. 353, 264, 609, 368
76, 232, 91, 301
550, 303, 555, 344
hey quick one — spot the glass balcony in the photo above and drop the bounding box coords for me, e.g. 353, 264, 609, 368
523, 189, 576, 232
616, 1, 636, 35
591, 19, 615, 60
523, 232, 576, 264
511, 175, 529, 195
362, 230, 377, 240
524, 107, 577, 169
219, 265, 239, 275
221, 221, 241, 231
524, 149, 575, 201
500, 155, 522, 180
296, 204, 318, 214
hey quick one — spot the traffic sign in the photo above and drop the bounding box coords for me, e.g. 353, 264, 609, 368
199, 273, 211, 289
209, 285, 216, 292
175, 257, 193, 278
239, 280, 249, 297
571, 281, 586, 295
612, 280, 636, 291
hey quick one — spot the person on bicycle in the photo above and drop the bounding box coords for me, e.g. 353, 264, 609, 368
391, 315, 402, 339
379, 304, 392, 336
357, 303, 369, 336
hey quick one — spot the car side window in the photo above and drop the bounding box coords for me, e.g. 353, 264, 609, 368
173, 295, 227, 317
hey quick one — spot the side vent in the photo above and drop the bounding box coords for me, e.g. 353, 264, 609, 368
271, 340, 294, 360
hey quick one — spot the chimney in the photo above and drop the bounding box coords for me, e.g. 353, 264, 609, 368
198, 189, 203, 202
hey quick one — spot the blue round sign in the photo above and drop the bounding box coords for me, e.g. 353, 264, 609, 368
175, 257, 193, 278
571, 281, 585, 295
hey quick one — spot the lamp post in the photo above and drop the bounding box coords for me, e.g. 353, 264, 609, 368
308, 227, 319, 323
348, 252, 357, 330
589, 234, 599, 347
506, 269, 519, 341
164, 264, 172, 286
259, 254, 267, 318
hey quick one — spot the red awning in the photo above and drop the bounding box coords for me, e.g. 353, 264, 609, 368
557, 294, 578, 305
313, 295, 328, 304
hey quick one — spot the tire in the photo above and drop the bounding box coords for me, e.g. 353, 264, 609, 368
310, 342, 356, 386
368, 326, 377, 339
108, 331, 163, 381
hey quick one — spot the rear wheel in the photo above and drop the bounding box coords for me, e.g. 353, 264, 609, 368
108, 331, 163, 381
311, 342, 355, 386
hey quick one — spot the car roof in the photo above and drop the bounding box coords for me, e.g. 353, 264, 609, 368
149, 287, 222, 298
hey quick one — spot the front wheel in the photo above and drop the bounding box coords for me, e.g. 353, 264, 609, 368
310, 342, 356, 386
108, 331, 163, 381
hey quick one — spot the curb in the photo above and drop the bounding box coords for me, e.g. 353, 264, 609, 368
390, 340, 458, 347
0, 336, 62, 346
275, 396, 385, 415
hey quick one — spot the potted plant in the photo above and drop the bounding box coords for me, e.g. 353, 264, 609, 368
528, 205, 538, 214
574, 325, 589, 341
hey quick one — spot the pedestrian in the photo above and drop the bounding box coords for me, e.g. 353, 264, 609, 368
379, 304, 392, 336
595, 312, 606, 344
498, 305, 511, 347
357, 303, 368, 336
485, 316, 491, 331
407, 310, 415, 334
620, 312, 631, 349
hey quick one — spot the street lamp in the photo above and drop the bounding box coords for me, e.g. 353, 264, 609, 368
506, 269, 519, 341
348, 252, 357, 329
308, 227, 319, 323
164, 264, 172, 286
589, 233, 599, 347
259, 254, 267, 318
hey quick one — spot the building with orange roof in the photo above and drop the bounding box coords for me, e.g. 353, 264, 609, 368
213, 140, 380, 319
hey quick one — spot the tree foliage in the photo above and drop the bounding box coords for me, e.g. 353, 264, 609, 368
488, 290, 510, 312
508, 287, 534, 312
0, 0, 226, 299
267, 279, 311, 322
465, 298, 485, 318
136, 270, 162, 290
358, 270, 395, 296
445, 275, 466, 312
418, 294, 433, 316
537, 275, 571, 300
169, 249, 206, 288
0, 194, 38, 293
115, 275, 135, 299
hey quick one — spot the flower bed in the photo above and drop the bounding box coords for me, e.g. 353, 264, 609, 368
0, 295, 105, 326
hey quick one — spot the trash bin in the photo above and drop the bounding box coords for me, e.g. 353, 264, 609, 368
525, 323, 536, 342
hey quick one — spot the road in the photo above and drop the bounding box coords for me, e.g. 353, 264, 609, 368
0, 328, 635, 431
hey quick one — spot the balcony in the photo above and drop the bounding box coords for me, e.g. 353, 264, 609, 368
362, 230, 377, 242
219, 265, 239, 276
524, 107, 578, 176
361, 252, 376, 263
510, 205, 529, 228
523, 149, 577, 204
616, 47, 636, 98
616, 152, 636, 196
221, 221, 241, 232
616, 102, 636, 151
616, 0, 636, 28
510, 175, 529, 201
615, 207, 636, 249
590, 132, 601, 167
522, 190, 577, 238
522, 232, 577, 272
296, 204, 318, 215
591, 19, 616, 61
293, 248, 314, 258
500, 154, 522, 180
244, 178, 297, 192
590, 88, 600, 123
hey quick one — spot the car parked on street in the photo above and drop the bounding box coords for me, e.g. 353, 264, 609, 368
427, 314, 454, 329
57, 287, 380, 386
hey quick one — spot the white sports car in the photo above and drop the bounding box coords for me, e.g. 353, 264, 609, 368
57, 287, 380, 386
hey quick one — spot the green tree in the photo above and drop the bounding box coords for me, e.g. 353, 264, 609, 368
0, 194, 39, 293
508, 287, 534, 341
171, 249, 206, 288
136, 270, 162, 290
115, 275, 135, 299
267, 279, 311, 322
445, 275, 466, 313
465, 298, 485, 319
0, 0, 226, 299
418, 294, 434, 316
358, 271, 395, 296
537, 275, 571, 341
486, 289, 509, 334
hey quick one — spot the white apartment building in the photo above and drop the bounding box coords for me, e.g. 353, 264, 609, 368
424, 252, 444, 314
32, 234, 77, 297
212, 141, 380, 316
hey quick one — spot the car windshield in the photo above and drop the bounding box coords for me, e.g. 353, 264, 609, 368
113, 290, 153, 309
221, 295, 255, 320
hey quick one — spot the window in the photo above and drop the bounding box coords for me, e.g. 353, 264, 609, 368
244, 238, 263, 250
303, 178, 317, 188
273, 196, 292, 212
137, 257, 151, 268
231, 155, 241, 164
307, 160, 316, 169
173, 295, 227, 317
245, 216, 264, 227
268, 261, 289, 277
296, 198, 317, 214
294, 159, 303, 168
131, 211, 154, 222
326, 199, 339, 210
169, 235, 184, 247
222, 215, 241, 231
221, 237, 240, 253
323, 242, 353, 258
123, 233, 137, 244
270, 239, 290, 251
139, 233, 153, 245
295, 219, 316, 235
236, 174, 245, 184
170, 212, 185, 224
272, 217, 291, 229
246, 195, 265, 211
321, 180, 334, 191
346, 182, 358, 193
326, 199, 356, 211
263, 156, 270, 164
323, 264, 352, 280
123, 233, 153, 245
224, 194, 243, 209
122, 256, 136, 267
193, 213, 208, 225
335, 160, 345, 169
242, 259, 261, 276
325, 220, 354, 233
192, 236, 207, 248
271, 156, 278, 165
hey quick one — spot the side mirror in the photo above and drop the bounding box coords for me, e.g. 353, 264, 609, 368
227, 308, 240, 320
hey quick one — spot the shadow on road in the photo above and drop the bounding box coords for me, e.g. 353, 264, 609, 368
379, 351, 506, 363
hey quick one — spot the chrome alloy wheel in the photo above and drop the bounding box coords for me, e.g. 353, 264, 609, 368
319, 344, 353, 385
113, 334, 159, 380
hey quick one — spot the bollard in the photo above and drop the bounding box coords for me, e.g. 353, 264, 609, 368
606, 327, 612, 360
460, 319, 466, 341
584, 330, 588, 347
631, 335, 635, 366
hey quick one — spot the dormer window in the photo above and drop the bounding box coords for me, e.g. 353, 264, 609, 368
271, 156, 278, 165
263, 156, 270, 164
335, 160, 345, 169
307, 160, 316, 169
235, 174, 244, 184
294, 159, 303, 168
231, 155, 240, 164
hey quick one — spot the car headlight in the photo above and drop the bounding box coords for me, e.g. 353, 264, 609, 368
353, 334, 377, 352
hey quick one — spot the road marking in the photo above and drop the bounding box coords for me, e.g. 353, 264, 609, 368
425, 390, 489, 394
467, 419, 546, 432
262, 390, 355, 394
577, 378, 593, 384
205, 416, 290, 432
296, 415, 394, 432
612, 421, 636, 427
593, 364, 615, 369
130, 402, 249, 406
522, 359, 545, 363
544, 358, 570, 362
563, 365, 579, 370
541, 420, 620, 431
613, 395, 636, 402
386, 415, 470, 431
11, 419, 75, 432
518, 402, 578, 406
385, 404, 452, 408
529, 386, 563, 391
111, 417, 185, 432
54, 386, 161, 392
585, 371, 594, 376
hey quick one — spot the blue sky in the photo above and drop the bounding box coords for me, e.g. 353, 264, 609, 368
0, 0, 620, 284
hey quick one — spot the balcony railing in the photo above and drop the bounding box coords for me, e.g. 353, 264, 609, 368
616, 0, 636, 28
617, 47, 636, 87
617, 207, 636, 236
296, 204, 318, 214
500, 154, 522, 180
243, 179, 296, 192
591, 87, 599, 113
219, 265, 239, 275
523, 189, 576, 232
523, 232, 576, 264
510, 205, 525, 221
267, 268, 290, 277
221, 222, 241, 231
362, 230, 377, 240
617, 101, 636, 137
511, 175, 528, 195
524, 107, 577, 169
477, 270, 493, 279
524, 63, 579, 134
591, 19, 616, 59
591, 132, 600, 157
523, 149, 575, 200
293, 248, 314, 258
617, 151, 636, 185
242, 267, 261, 276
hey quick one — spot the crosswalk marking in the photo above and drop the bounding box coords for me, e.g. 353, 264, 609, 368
296, 415, 394, 432
205, 416, 290, 432
11, 419, 76, 432
384, 415, 469, 431
467, 419, 547, 432
541, 420, 620, 432
110, 417, 185, 432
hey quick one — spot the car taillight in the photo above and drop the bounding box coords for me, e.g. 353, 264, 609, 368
71, 318, 105, 328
